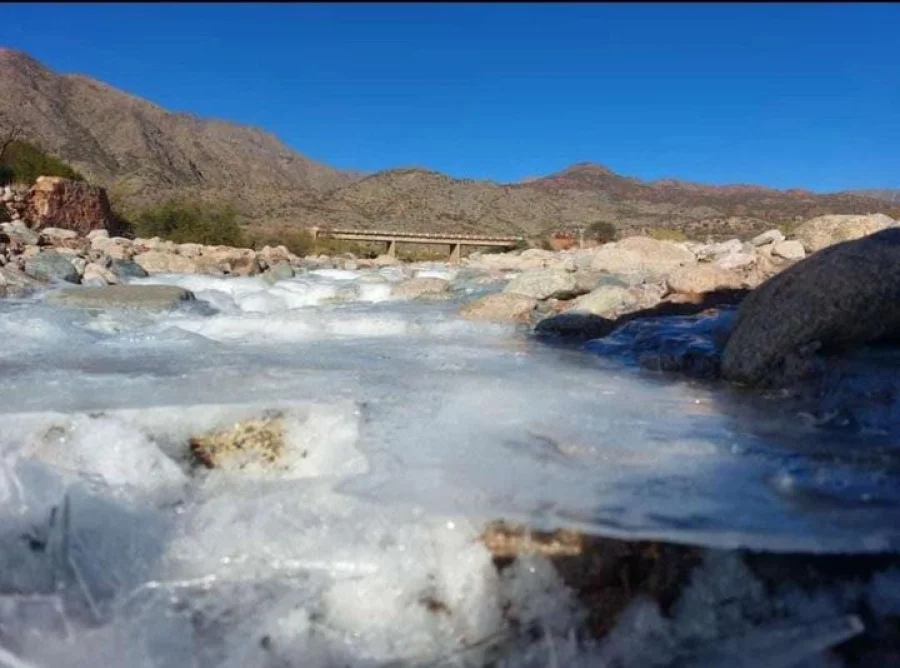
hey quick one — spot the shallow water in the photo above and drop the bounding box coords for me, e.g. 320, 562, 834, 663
1, 267, 898, 666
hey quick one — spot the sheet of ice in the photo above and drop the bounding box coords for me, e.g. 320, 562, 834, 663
2, 268, 900, 665
2, 271, 900, 553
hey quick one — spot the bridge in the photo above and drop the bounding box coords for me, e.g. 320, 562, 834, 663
310, 227, 524, 264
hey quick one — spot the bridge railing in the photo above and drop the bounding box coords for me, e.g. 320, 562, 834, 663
315, 228, 523, 243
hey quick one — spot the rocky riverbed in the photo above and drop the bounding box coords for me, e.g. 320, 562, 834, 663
3, 206, 900, 667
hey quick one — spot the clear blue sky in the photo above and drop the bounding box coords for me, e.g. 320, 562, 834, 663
2, 3, 898, 191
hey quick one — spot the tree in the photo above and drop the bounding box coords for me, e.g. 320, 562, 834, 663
586, 220, 618, 243
134, 199, 246, 247
0, 125, 22, 161
0, 138, 85, 185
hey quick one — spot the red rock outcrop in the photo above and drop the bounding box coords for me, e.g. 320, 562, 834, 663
26, 176, 112, 234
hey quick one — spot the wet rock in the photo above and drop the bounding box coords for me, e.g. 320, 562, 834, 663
391, 277, 450, 300
109, 259, 149, 280
566, 285, 637, 317
133, 250, 199, 275
794, 213, 895, 254
533, 311, 617, 341
26, 176, 112, 235
751, 229, 786, 247
667, 264, 744, 295
503, 269, 580, 300
459, 293, 538, 323
47, 284, 196, 310
772, 240, 806, 261
0, 265, 43, 297
586, 309, 736, 379
262, 261, 295, 283
23, 251, 80, 284
722, 228, 900, 387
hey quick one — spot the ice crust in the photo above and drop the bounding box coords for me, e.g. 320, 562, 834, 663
0, 268, 898, 666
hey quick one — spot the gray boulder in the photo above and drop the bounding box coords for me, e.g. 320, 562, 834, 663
24, 251, 80, 284
109, 259, 150, 280
722, 228, 900, 386
47, 285, 196, 310
533, 312, 616, 341
0, 221, 40, 245
793, 213, 894, 253
566, 285, 637, 317
459, 293, 538, 323
263, 261, 295, 283
750, 229, 786, 247
391, 277, 450, 300
772, 240, 806, 261
503, 269, 580, 300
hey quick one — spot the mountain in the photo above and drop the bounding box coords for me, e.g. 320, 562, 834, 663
0, 48, 359, 212
2, 47, 898, 239
846, 189, 900, 204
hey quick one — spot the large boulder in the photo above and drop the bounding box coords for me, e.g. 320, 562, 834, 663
793, 213, 894, 254
90, 235, 134, 261
722, 228, 900, 386
391, 277, 449, 300
198, 246, 261, 276
565, 285, 637, 318
25, 177, 112, 235
666, 264, 744, 295
81, 262, 119, 286
109, 259, 149, 280
23, 251, 80, 284
0, 221, 39, 246
503, 269, 580, 300
750, 229, 786, 247
771, 240, 805, 261
0, 265, 43, 296
459, 293, 537, 323
587, 236, 696, 278
48, 285, 196, 310
133, 251, 199, 275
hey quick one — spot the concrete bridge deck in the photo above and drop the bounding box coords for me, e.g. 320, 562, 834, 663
311, 227, 524, 263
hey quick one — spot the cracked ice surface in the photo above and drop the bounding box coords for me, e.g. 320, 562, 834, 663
0, 267, 899, 666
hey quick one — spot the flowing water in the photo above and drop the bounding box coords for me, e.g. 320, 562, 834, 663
1, 266, 898, 667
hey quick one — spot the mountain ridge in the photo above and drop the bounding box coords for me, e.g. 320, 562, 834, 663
1, 47, 897, 239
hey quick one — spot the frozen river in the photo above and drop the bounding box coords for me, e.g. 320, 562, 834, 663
1, 266, 898, 666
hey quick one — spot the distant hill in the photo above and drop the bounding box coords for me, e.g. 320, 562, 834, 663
846, 189, 900, 204
1, 47, 898, 239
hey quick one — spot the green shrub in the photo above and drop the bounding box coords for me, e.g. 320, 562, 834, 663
248, 227, 316, 257
134, 200, 246, 247
586, 221, 618, 243
0, 140, 84, 185
777, 220, 797, 238
647, 228, 687, 242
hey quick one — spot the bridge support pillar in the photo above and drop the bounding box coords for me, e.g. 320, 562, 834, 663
386, 240, 397, 258
449, 243, 461, 265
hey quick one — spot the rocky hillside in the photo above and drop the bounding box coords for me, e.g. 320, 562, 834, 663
0, 49, 358, 210
847, 189, 900, 203
2, 47, 898, 239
